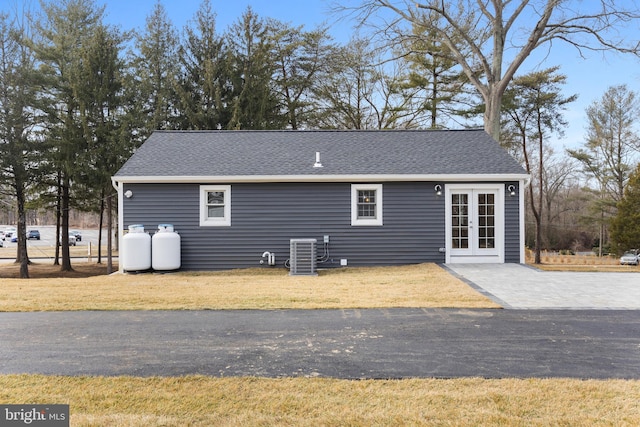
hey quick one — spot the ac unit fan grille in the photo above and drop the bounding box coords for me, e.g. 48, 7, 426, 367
289, 239, 317, 276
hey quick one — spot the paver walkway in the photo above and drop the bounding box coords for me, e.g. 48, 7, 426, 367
445, 264, 640, 309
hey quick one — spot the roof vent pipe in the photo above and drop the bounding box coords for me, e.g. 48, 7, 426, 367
313, 151, 323, 168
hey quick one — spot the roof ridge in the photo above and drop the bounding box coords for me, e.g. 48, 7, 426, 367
152, 128, 486, 134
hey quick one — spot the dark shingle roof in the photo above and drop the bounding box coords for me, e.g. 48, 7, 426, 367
114, 129, 527, 180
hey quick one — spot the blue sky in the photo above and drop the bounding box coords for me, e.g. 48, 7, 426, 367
5, 0, 640, 149
99, 0, 344, 38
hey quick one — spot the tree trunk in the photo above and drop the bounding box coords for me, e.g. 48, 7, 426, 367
519, 127, 542, 263
54, 171, 62, 266
529, 186, 542, 264
106, 193, 113, 275
16, 184, 29, 279
60, 173, 72, 272
484, 90, 503, 142
536, 120, 545, 263
98, 189, 104, 264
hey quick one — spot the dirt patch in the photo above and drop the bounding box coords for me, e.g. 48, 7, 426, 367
0, 262, 115, 279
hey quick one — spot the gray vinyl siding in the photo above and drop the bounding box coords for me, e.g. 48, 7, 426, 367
122, 182, 447, 271
504, 181, 521, 263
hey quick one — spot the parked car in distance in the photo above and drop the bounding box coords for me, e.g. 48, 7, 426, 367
70, 230, 82, 242
3, 226, 16, 241
620, 251, 639, 266
27, 230, 40, 240
57, 231, 77, 246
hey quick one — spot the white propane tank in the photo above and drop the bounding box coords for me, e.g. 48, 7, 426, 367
122, 224, 151, 272
152, 224, 181, 271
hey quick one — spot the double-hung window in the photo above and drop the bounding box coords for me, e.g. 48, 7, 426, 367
200, 185, 231, 226
351, 184, 383, 226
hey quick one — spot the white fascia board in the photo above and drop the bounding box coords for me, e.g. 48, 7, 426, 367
112, 173, 531, 184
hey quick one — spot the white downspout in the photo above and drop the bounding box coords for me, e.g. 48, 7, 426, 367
112, 178, 125, 273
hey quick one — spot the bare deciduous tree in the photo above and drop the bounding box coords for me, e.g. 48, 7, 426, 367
400, 15, 479, 129
570, 85, 640, 203
502, 67, 576, 263
345, 0, 640, 141
312, 38, 419, 129
270, 22, 335, 130
568, 84, 640, 255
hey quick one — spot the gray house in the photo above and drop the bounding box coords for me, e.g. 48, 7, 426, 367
112, 129, 529, 271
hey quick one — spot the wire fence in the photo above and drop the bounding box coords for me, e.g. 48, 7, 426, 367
527, 249, 619, 265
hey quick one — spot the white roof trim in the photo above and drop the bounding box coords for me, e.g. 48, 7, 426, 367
112, 174, 530, 184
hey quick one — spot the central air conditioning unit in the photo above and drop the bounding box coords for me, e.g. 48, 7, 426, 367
289, 238, 317, 276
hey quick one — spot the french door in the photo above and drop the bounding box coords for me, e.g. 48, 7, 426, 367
446, 185, 503, 263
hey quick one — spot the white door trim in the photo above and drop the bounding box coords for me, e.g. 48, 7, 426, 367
445, 183, 505, 264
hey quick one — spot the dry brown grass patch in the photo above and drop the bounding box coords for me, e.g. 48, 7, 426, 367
1, 375, 638, 426
0, 262, 111, 278
0, 263, 500, 311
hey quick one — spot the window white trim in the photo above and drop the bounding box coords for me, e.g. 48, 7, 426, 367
351, 184, 383, 226
200, 185, 231, 227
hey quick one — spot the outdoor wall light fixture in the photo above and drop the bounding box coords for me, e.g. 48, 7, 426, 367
434, 184, 442, 196
507, 185, 516, 197
124, 190, 133, 199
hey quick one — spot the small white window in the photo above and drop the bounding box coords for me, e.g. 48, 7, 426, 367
351, 184, 383, 226
200, 185, 231, 226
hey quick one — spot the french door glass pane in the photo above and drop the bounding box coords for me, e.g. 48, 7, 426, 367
477, 193, 495, 250
451, 193, 469, 249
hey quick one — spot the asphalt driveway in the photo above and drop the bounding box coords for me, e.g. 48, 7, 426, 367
1, 309, 639, 379
2, 264, 639, 379
445, 264, 640, 309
